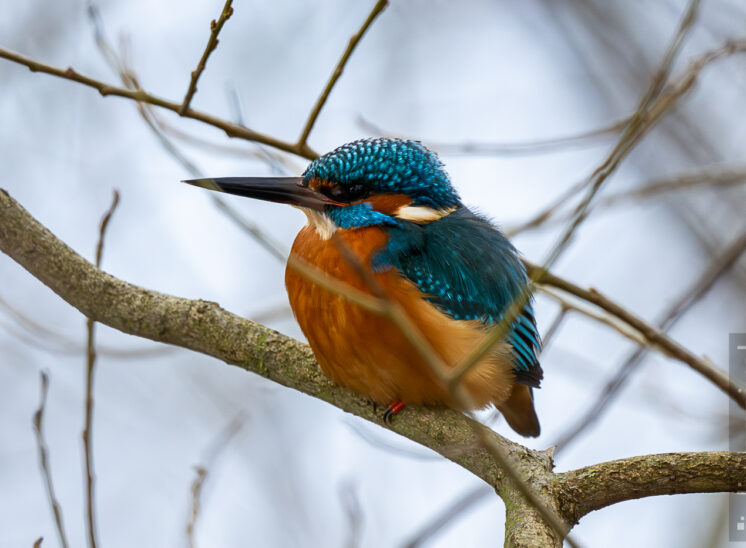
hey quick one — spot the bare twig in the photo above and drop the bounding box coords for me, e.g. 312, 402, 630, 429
83, 190, 119, 548
538, 0, 702, 271
445, 28, 746, 396
186, 412, 246, 548
510, 164, 746, 233
343, 418, 441, 461
445, 31, 746, 422
327, 236, 580, 547
297, 0, 389, 149
3, 188, 745, 547
524, 259, 745, 408
33, 538, 43, 548
186, 467, 207, 548
401, 485, 492, 548
339, 479, 363, 548
537, 286, 652, 347
510, 0, 698, 240
33, 372, 70, 548
80, 29, 390, 319
0, 47, 319, 159
552, 227, 746, 453
180, 0, 234, 114
601, 166, 746, 205
357, 114, 628, 157
540, 306, 569, 351
0, 289, 172, 357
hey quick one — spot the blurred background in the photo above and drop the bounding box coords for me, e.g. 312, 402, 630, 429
1, 0, 745, 546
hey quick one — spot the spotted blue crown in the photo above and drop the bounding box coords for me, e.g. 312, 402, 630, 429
303, 138, 461, 209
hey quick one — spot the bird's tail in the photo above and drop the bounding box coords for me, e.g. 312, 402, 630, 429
497, 385, 540, 437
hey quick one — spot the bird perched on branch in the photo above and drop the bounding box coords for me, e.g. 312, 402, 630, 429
184, 138, 543, 436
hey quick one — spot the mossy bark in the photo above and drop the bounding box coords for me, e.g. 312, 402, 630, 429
2, 188, 744, 547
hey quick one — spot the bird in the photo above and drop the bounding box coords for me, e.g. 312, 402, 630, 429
183, 138, 543, 437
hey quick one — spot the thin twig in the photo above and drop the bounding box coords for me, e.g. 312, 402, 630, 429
510, 164, 746, 233
447, 34, 746, 392
540, 306, 569, 352
186, 412, 246, 548
297, 0, 389, 149
86, 8, 301, 171
3, 188, 745, 545
33, 372, 70, 548
401, 485, 492, 548
510, 0, 700, 239
328, 235, 580, 547
186, 467, 207, 548
357, 114, 628, 157
552, 227, 746, 453
343, 418, 442, 461
83, 190, 120, 548
339, 479, 363, 548
537, 286, 651, 347
539, 0, 702, 270
180, 0, 234, 114
0, 47, 319, 160
80, 30, 389, 318
601, 166, 746, 205
524, 259, 746, 408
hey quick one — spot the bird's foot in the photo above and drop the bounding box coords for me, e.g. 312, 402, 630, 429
382, 400, 406, 424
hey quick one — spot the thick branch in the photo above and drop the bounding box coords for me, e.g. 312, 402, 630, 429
2, 188, 744, 546
0, 187, 535, 488
1, 44, 743, 410
553, 451, 746, 524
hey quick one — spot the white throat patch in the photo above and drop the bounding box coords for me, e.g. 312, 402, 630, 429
301, 208, 337, 240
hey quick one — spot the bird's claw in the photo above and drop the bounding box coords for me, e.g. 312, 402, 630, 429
382, 400, 405, 424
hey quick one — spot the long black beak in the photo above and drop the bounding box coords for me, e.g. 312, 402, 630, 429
181, 177, 343, 211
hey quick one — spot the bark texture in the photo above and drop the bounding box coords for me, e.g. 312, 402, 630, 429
2, 188, 744, 546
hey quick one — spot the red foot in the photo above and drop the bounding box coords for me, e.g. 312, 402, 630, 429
382, 400, 406, 424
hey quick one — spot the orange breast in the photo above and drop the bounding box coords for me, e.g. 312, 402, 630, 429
285, 225, 515, 409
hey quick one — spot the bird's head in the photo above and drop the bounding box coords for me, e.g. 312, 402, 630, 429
183, 139, 461, 237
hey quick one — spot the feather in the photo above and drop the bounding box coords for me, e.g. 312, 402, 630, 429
375, 207, 543, 387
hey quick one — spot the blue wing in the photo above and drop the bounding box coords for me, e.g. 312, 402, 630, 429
375, 207, 543, 387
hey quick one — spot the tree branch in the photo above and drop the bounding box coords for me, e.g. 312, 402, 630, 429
180, 0, 234, 114
524, 260, 746, 408
2, 188, 744, 547
356, 114, 627, 157
296, 0, 388, 149
83, 190, 118, 548
33, 372, 70, 548
553, 451, 746, 524
1, 42, 743, 410
0, 47, 318, 160
0, 186, 524, 487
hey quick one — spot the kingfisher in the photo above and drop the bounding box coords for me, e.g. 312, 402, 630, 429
184, 138, 543, 437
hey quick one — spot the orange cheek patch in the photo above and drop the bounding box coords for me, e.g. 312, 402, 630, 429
357, 193, 412, 215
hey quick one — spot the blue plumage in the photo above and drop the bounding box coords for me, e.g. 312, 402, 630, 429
304, 138, 460, 209
376, 208, 543, 386
185, 137, 543, 434
306, 138, 542, 386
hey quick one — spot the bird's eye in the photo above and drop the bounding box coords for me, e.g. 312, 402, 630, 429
324, 183, 368, 202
